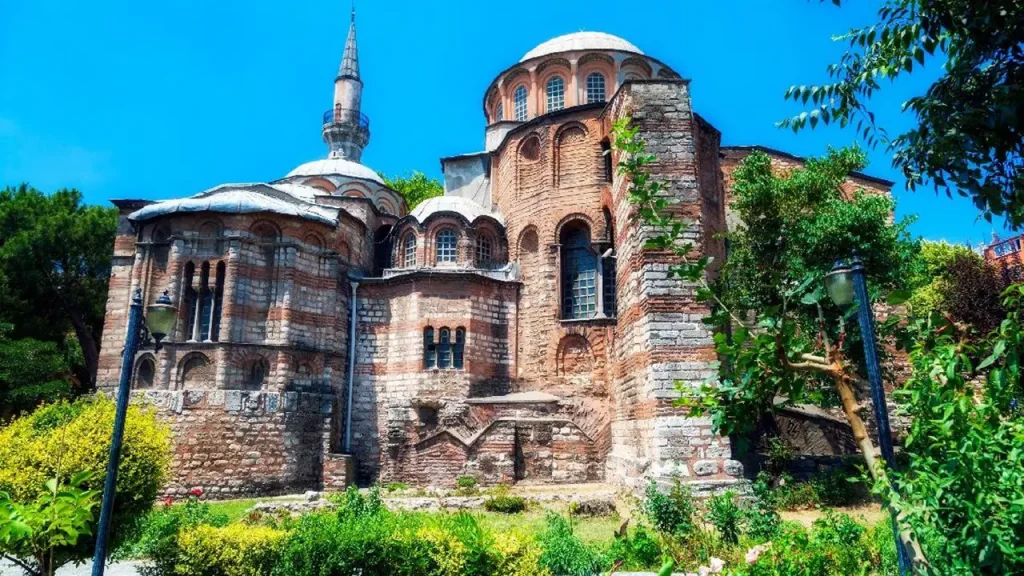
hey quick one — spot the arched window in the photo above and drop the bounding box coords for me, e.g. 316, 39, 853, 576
561, 224, 597, 319
423, 327, 436, 368
243, 357, 269, 391
403, 233, 417, 268
182, 260, 225, 342
602, 208, 617, 317
183, 262, 197, 340
586, 73, 606, 104
495, 102, 503, 123
454, 328, 465, 369
134, 356, 155, 389
438, 328, 452, 369
475, 234, 493, 268
373, 225, 393, 275
546, 76, 565, 112
513, 85, 528, 121
435, 229, 458, 265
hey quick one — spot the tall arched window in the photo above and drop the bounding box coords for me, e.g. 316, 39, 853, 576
436, 229, 458, 265
438, 328, 452, 369
403, 233, 417, 268
561, 224, 597, 319
454, 328, 465, 369
546, 77, 565, 112
243, 357, 269, 390
586, 73, 606, 103
182, 260, 225, 342
423, 327, 436, 368
513, 85, 528, 121
475, 234, 493, 268
134, 356, 155, 389
495, 102, 503, 123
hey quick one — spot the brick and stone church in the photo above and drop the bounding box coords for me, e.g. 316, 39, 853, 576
98, 13, 892, 497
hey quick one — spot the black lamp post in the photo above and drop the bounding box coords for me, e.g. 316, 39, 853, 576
91, 288, 176, 576
824, 252, 913, 575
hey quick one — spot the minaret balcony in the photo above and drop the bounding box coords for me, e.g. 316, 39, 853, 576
323, 106, 370, 130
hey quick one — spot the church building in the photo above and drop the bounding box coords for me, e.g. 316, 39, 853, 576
98, 13, 892, 497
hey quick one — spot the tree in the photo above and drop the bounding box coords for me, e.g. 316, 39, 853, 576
0, 185, 117, 388
380, 171, 444, 210
0, 324, 76, 421
908, 241, 1007, 334
781, 0, 1024, 227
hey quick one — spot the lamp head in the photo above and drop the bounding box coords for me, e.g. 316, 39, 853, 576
824, 260, 855, 310
145, 290, 177, 347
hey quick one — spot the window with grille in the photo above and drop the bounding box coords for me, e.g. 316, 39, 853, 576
546, 77, 564, 112
403, 233, 417, 268
423, 327, 436, 368
602, 254, 617, 317
586, 73, 606, 103
475, 235, 493, 268
438, 328, 452, 368
514, 85, 528, 121
495, 102, 503, 123
436, 229, 458, 264
183, 260, 225, 342
454, 328, 465, 369
561, 227, 597, 319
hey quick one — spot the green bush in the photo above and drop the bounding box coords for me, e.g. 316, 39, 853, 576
707, 491, 742, 544
326, 485, 383, 518
732, 511, 878, 576
604, 525, 662, 570
537, 513, 603, 576
643, 478, 696, 537
115, 495, 229, 561
744, 473, 781, 542
456, 475, 477, 489
384, 482, 410, 492
483, 494, 527, 514
174, 523, 285, 576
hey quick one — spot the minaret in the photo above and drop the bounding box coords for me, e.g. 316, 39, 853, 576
323, 6, 370, 162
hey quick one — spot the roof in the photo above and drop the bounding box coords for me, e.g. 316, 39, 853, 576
128, 183, 338, 226
521, 32, 643, 62
409, 195, 505, 226
285, 156, 384, 184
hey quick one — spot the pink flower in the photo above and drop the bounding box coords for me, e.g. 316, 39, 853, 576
745, 545, 766, 564
709, 557, 725, 573
189, 488, 203, 498
698, 568, 710, 576
162, 496, 174, 508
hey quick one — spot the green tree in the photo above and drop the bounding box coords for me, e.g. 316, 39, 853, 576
0, 324, 76, 421
0, 185, 117, 388
781, 0, 1024, 226
380, 171, 444, 210
908, 241, 1007, 334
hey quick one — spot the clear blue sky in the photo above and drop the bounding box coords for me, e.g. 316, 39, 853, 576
0, 0, 1005, 246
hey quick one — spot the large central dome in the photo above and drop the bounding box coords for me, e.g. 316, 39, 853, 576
520, 32, 643, 62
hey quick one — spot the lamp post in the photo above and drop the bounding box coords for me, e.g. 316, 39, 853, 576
92, 288, 176, 576
824, 252, 913, 575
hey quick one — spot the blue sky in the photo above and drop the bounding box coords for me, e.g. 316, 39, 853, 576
0, 0, 1005, 245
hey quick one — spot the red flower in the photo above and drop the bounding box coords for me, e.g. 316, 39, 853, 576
162, 496, 174, 507
189, 488, 203, 498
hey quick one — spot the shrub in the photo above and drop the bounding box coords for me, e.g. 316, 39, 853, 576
174, 523, 285, 576
115, 494, 229, 560
707, 491, 742, 544
537, 513, 604, 576
385, 482, 410, 492
643, 478, 695, 537
327, 484, 383, 518
456, 475, 477, 489
732, 511, 877, 576
483, 494, 527, 514
0, 397, 171, 516
605, 525, 662, 570
743, 473, 781, 542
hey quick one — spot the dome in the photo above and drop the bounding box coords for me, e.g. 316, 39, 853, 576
286, 156, 384, 184
410, 195, 505, 225
521, 32, 643, 62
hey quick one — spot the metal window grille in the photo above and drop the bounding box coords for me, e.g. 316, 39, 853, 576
586, 73, 606, 103
454, 328, 465, 369
423, 327, 436, 368
475, 236, 493, 268
403, 234, 416, 268
547, 77, 564, 112
495, 103, 503, 122
438, 328, 452, 368
436, 229, 457, 264
561, 230, 597, 319
514, 86, 528, 121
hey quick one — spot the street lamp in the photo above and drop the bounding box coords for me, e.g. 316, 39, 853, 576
92, 288, 176, 576
825, 253, 913, 575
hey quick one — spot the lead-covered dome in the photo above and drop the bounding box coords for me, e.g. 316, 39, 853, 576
286, 156, 384, 185
410, 195, 505, 225
520, 32, 643, 62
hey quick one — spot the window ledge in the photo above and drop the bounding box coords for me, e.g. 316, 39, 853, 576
559, 316, 617, 326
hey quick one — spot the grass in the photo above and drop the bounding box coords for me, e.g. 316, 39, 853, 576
474, 510, 622, 545
204, 496, 301, 523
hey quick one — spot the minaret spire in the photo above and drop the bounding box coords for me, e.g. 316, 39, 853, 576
324, 1, 369, 161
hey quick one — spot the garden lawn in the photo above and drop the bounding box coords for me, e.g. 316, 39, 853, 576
474, 509, 623, 545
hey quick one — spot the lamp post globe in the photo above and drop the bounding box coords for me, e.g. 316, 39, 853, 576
824, 260, 855, 310
145, 290, 177, 345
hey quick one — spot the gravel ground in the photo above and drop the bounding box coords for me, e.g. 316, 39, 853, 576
0, 559, 143, 575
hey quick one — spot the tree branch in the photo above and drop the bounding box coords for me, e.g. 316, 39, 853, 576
2, 554, 40, 576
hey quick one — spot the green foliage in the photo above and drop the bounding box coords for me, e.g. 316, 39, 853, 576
0, 323, 75, 419
0, 471, 100, 576
0, 397, 171, 519
537, 513, 603, 576
730, 512, 877, 576
707, 491, 742, 545
908, 241, 1006, 334
682, 148, 919, 440
781, 1, 1024, 227
0, 185, 118, 387
604, 525, 662, 570
172, 523, 286, 576
772, 469, 872, 511
744, 473, 782, 542
384, 482, 410, 492
115, 495, 229, 561
483, 494, 527, 514
643, 478, 696, 537
456, 475, 477, 489
380, 171, 444, 210
881, 286, 1024, 574
326, 485, 383, 519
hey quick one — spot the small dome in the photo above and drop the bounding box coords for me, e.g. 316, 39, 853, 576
521, 32, 643, 62
410, 195, 504, 225
286, 156, 384, 184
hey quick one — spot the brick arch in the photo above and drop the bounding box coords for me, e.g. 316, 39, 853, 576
516, 225, 539, 263
536, 57, 571, 76
516, 132, 545, 198
554, 213, 595, 244
554, 122, 592, 188
578, 52, 614, 67
621, 56, 653, 77
303, 232, 324, 249
302, 177, 337, 192
657, 67, 680, 79
341, 181, 373, 198
555, 334, 595, 377
178, 352, 213, 390
249, 219, 281, 240
133, 353, 157, 389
